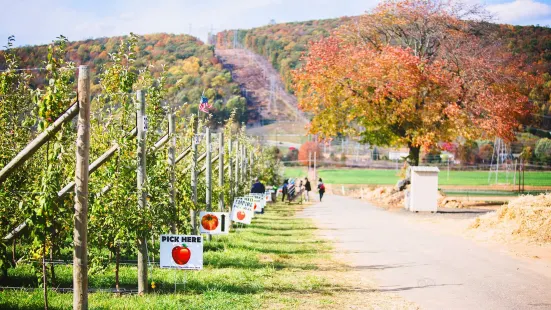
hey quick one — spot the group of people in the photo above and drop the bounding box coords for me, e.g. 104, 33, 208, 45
251, 176, 327, 204
281, 177, 325, 202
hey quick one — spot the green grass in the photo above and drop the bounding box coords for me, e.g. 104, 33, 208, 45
0, 203, 344, 310
283, 167, 551, 186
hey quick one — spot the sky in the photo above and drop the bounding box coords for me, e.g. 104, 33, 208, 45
1, 0, 550, 47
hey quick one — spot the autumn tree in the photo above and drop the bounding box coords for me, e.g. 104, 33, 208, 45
298, 141, 321, 166
293, 0, 534, 165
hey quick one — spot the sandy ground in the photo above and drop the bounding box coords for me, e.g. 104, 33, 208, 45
300, 195, 551, 310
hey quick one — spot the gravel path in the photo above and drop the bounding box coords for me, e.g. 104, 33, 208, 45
300, 195, 551, 310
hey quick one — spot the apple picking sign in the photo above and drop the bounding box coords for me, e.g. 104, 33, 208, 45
230, 198, 254, 224
160, 235, 203, 270
247, 193, 265, 213
199, 211, 231, 235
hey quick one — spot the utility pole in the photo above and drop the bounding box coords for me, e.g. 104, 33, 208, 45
168, 108, 177, 234
136, 90, 148, 295
314, 151, 317, 181
73, 65, 91, 310
218, 132, 224, 211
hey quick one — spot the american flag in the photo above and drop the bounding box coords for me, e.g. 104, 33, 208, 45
199, 95, 212, 113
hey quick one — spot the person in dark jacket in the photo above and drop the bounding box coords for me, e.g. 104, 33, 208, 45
304, 177, 311, 202
251, 177, 266, 194
281, 179, 289, 202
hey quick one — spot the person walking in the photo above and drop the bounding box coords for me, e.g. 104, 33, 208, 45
304, 177, 311, 202
281, 179, 289, 202
251, 177, 266, 194
298, 180, 304, 203
317, 178, 325, 202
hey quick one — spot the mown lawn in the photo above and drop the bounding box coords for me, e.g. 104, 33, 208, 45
283, 167, 551, 186
0, 202, 409, 309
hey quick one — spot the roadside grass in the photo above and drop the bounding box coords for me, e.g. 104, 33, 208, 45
0, 202, 411, 309
284, 167, 551, 187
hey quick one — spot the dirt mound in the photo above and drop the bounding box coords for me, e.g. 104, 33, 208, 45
438, 197, 466, 209
348, 186, 464, 209
470, 194, 551, 243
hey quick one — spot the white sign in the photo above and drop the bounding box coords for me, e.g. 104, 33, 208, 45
199, 212, 231, 235
143, 116, 148, 132
230, 198, 254, 224
160, 235, 203, 270
265, 191, 272, 202
247, 193, 265, 213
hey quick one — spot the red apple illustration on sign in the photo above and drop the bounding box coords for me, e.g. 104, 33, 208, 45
237, 210, 246, 220
201, 214, 219, 231
172, 244, 191, 265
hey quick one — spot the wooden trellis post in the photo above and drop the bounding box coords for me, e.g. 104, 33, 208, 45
249, 150, 253, 179
235, 141, 240, 196
241, 145, 247, 184
206, 127, 212, 212
218, 132, 224, 211
136, 90, 148, 295
190, 118, 198, 234
205, 127, 212, 241
168, 108, 177, 234
73, 65, 90, 310
228, 139, 233, 201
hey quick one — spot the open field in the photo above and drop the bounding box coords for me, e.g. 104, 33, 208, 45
284, 167, 551, 187
0, 202, 409, 309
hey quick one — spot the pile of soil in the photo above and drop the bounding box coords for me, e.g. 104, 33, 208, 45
470, 193, 551, 243
351, 186, 463, 210
438, 196, 466, 209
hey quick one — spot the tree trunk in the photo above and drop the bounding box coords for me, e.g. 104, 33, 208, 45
408, 144, 421, 166
12, 238, 16, 266
115, 246, 120, 292
49, 244, 55, 286
43, 242, 48, 310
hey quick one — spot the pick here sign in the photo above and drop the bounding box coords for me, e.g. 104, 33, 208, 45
160, 235, 203, 270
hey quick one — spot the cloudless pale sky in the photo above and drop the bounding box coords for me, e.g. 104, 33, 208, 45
1, 0, 550, 47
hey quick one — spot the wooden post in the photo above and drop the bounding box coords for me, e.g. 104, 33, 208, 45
168, 109, 177, 234
206, 128, 212, 241
249, 150, 253, 180
136, 90, 148, 295
241, 145, 247, 184
190, 118, 198, 234
206, 127, 212, 211
228, 140, 233, 201
218, 132, 224, 211
73, 65, 91, 310
235, 141, 240, 196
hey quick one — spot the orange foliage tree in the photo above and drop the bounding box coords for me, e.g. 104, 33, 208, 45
293, 0, 535, 165
298, 141, 322, 166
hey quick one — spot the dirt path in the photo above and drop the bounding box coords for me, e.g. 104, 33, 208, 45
300, 195, 551, 310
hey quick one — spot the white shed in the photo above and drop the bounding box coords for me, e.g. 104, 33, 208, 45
406, 166, 439, 212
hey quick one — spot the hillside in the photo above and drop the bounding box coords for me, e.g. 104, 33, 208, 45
216, 18, 349, 94
217, 19, 551, 131
0, 33, 248, 125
